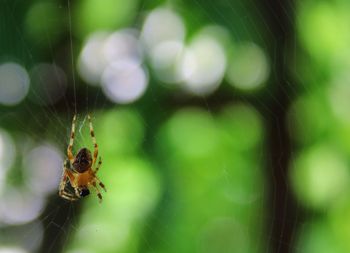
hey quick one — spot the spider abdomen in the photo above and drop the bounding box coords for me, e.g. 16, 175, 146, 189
73, 148, 92, 173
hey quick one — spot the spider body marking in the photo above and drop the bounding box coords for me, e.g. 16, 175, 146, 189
58, 115, 106, 203
73, 148, 92, 173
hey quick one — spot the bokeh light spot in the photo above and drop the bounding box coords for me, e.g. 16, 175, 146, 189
103, 29, 142, 64
298, 2, 349, 64
97, 109, 144, 155
0, 247, 28, 253
25, 2, 64, 45
141, 7, 185, 50
0, 187, 44, 225
290, 144, 349, 209
75, 0, 138, 38
105, 159, 161, 220
295, 221, 344, 253
180, 33, 226, 95
101, 60, 148, 104
226, 42, 269, 91
23, 144, 63, 195
78, 32, 109, 85
149, 40, 185, 84
0, 129, 16, 195
328, 77, 350, 124
164, 108, 221, 160
0, 63, 30, 106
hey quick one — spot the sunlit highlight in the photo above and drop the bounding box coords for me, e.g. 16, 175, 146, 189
226, 42, 269, 91
0, 247, 28, 253
149, 40, 185, 84
198, 25, 232, 49
75, 0, 138, 38
290, 144, 350, 209
298, 2, 349, 63
180, 33, 226, 95
78, 30, 144, 89
78, 32, 110, 85
141, 7, 185, 50
24, 144, 63, 195
0, 188, 44, 225
328, 78, 350, 123
0, 63, 30, 106
103, 29, 142, 65
0, 129, 16, 195
101, 60, 148, 104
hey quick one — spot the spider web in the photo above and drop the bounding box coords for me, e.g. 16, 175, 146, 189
0, 0, 342, 253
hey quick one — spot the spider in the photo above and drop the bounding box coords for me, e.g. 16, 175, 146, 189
59, 114, 106, 202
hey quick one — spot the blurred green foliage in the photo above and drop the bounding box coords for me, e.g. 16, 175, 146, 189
1, 0, 350, 252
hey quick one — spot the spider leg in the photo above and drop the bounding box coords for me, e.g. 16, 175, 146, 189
94, 157, 102, 174
59, 160, 79, 201
67, 115, 77, 164
59, 174, 78, 201
74, 187, 81, 198
94, 175, 107, 192
92, 182, 103, 203
88, 114, 98, 166
60, 192, 79, 201
59, 160, 70, 195
99, 181, 106, 192
92, 158, 106, 191
58, 173, 69, 198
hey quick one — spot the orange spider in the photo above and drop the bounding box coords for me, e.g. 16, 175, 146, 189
58, 115, 106, 202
